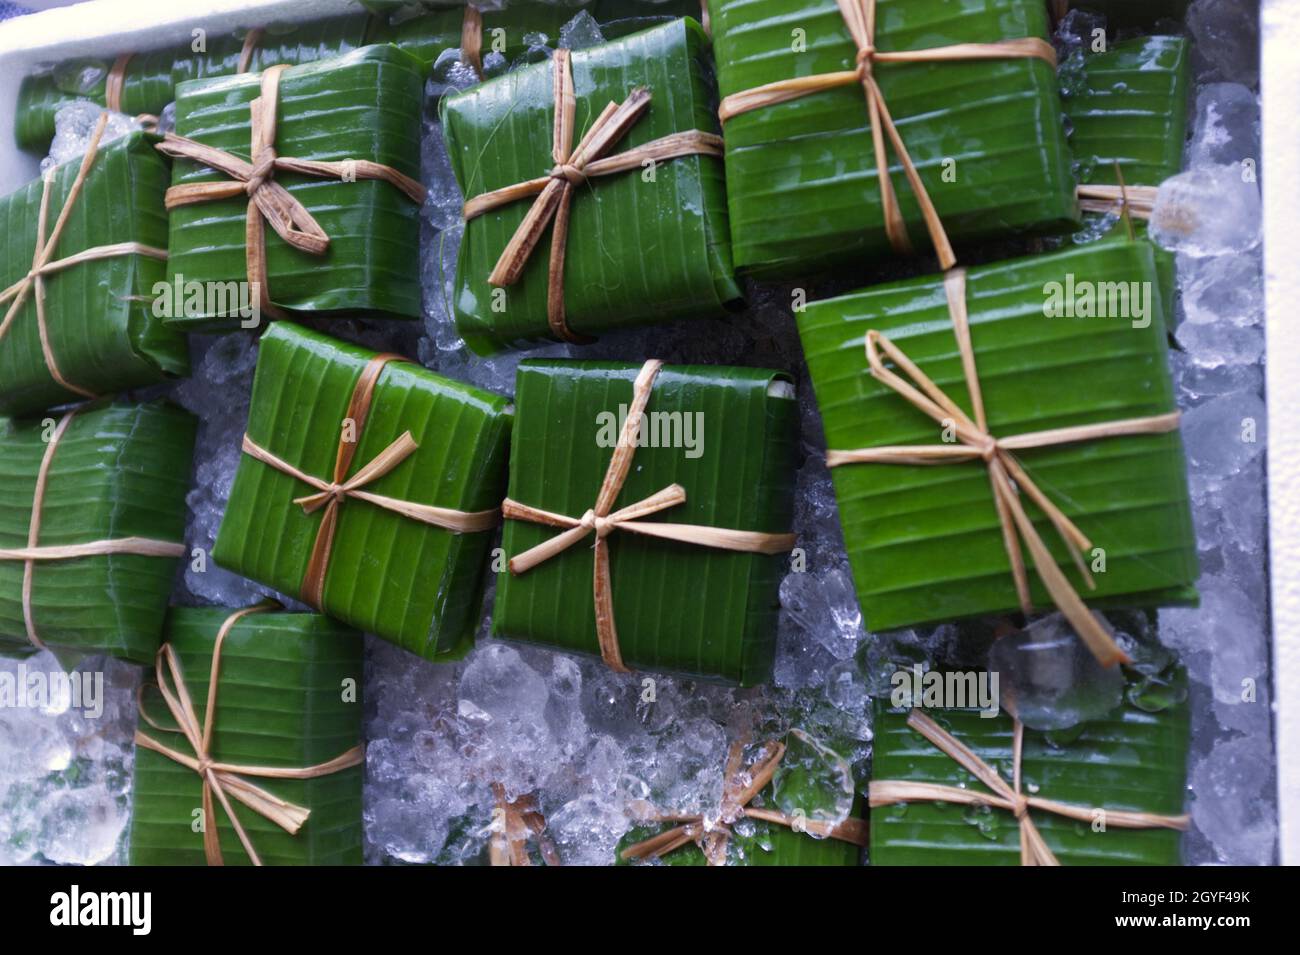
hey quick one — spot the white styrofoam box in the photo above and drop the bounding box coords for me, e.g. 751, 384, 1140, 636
1262, 0, 1297, 866
0, 0, 359, 191
0, 0, 1292, 862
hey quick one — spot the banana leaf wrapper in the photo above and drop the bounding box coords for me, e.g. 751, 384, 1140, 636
1065, 35, 1189, 335
370, 5, 573, 72
441, 18, 740, 353
128, 607, 364, 865
364, 7, 464, 70
367, 1, 705, 72
14, 49, 177, 153
797, 239, 1199, 634
617, 732, 864, 866
0, 131, 189, 418
492, 359, 798, 685
1066, 36, 1189, 190
0, 401, 195, 664
869, 670, 1190, 865
169, 14, 375, 87
707, 0, 1078, 278
212, 322, 512, 660
164, 45, 425, 330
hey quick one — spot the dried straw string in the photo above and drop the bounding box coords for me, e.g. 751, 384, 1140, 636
488, 785, 560, 866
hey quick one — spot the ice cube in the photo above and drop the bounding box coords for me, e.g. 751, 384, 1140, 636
986, 614, 1124, 731
1150, 165, 1262, 257
1187, 0, 1261, 87
1188, 82, 1261, 172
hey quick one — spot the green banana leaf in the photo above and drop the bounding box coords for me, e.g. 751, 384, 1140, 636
169, 31, 246, 87
0, 131, 189, 418
1064, 35, 1189, 336
869, 667, 1190, 865
371, 4, 579, 74
367, 0, 705, 73
797, 239, 1199, 634
364, 7, 464, 71
14, 49, 177, 153
1062, 1, 1192, 30
246, 13, 375, 74
0, 401, 195, 664
128, 607, 364, 865
212, 322, 513, 661
708, 0, 1078, 278
170, 14, 376, 88
16, 14, 386, 154
164, 45, 425, 330
1065, 36, 1189, 191
617, 732, 863, 865
441, 18, 740, 353
491, 359, 798, 685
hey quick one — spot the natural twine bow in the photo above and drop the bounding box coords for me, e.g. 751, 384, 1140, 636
870, 710, 1189, 865
718, 0, 1058, 270
134, 601, 365, 866
241, 351, 499, 610
462, 48, 724, 343
0, 112, 168, 399
489, 784, 560, 866
154, 64, 425, 321
826, 268, 1181, 666
502, 359, 795, 672
621, 733, 869, 865
0, 406, 186, 650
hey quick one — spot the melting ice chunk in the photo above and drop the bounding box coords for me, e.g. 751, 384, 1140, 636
1150, 165, 1261, 257
987, 614, 1124, 731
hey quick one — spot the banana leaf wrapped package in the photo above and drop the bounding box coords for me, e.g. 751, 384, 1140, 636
492, 359, 798, 685
0, 400, 195, 664
368, 0, 706, 76
797, 240, 1198, 667
707, 0, 1078, 278
172, 14, 376, 88
0, 122, 188, 418
1066, 35, 1190, 334
213, 322, 512, 661
869, 667, 1191, 865
442, 18, 740, 353
1066, 36, 1190, 193
129, 604, 364, 865
159, 45, 427, 331
618, 731, 867, 865
15, 14, 381, 154
14, 48, 176, 152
